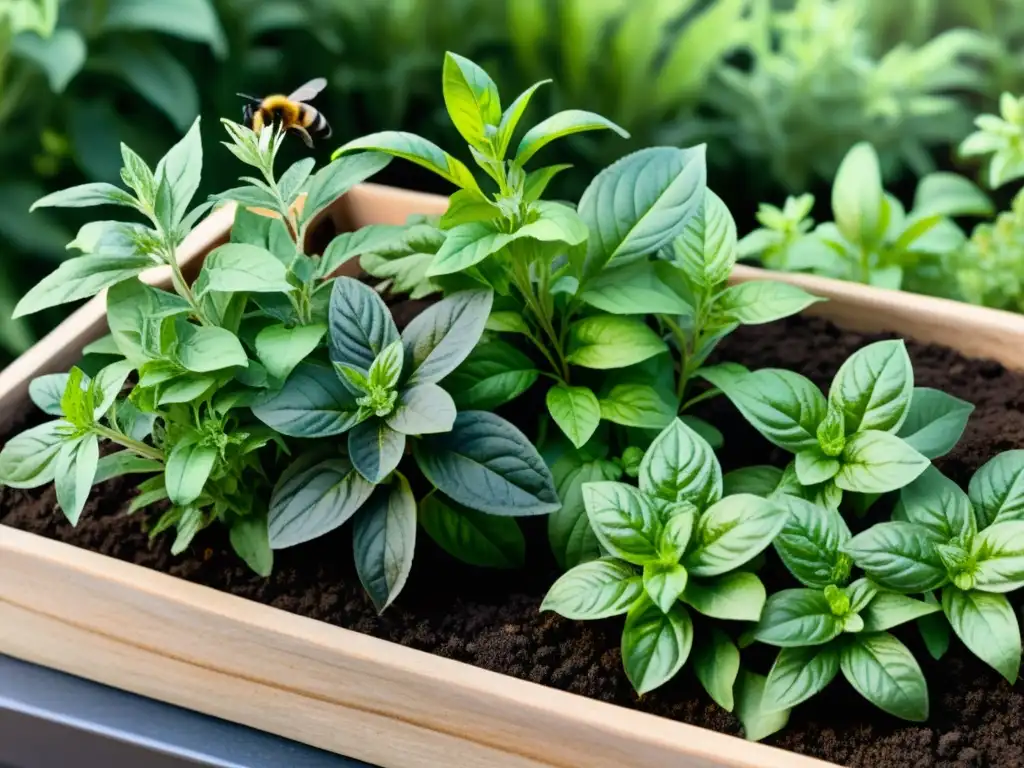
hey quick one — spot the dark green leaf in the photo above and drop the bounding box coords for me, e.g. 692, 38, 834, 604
683, 572, 766, 621
302, 151, 394, 223
840, 632, 929, 721
773, 495, 852, 589
752, 589, 843, 647
763, 646, 840, 712
723, 466, 784, 498
548, 456, 622, 570
844, 522, 946, 592
445, 340, 537, 410
348, 419, 406, 484
251, 363, 362, 438
327, 277, 400, 372
693, 629, 740, 712
401, 289, 493, 385
418, 494, 525, 568
164, 437, 217, 506
353, 474, 417, 612
686, 494, 787, 577
229, 515, 273, 577
386, 384, 457, 435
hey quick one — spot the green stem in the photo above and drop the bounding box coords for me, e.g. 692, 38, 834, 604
94, 425, 164, 461
680, 388, 721, 412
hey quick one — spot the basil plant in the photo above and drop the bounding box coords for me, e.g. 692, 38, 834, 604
846, 459, 1024, 684
751, 495, 937, 724
704, 339, 974, 511
542, 420, 787, 699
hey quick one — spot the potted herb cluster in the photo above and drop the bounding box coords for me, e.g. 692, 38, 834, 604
1, 52, 1023, 767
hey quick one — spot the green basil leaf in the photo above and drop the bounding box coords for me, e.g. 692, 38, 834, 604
671, 188, 736, 287
621, 597, 692, 694
835, 431, 929, 494
418, 494, 525, 568
348, 419, 406, 485
494, 79, 550, 158
599, 384, 675, 429
642, 562, 688, 613
175, 324, 247, 373
566, 315, 668, 370
582, 481, 665, 565
700, 367, 825, 453
523, 163, 571, 203
0, 421, 70, 487
445, 340, 538, 410
971, 521, 1024, 592
546, 384, 601, 449
917, 592, 950, 660
548, 456, 622, 570
763, 645, 840, 712
773, 495, 852, 589
639, 418, 722, 509
352, 474, 417, 613
107, 280, 190, 365
832, 142, 885, 249
579, 260, 693, 316
943, 587, 1020, 683
229, 514, 273, 578
164, 436, 216, 506
715, 281, 823, 325
13, 254, 154, 318
31, 181, 135, 211
658, 506, 697, 562
896, 387, 973, 459
196, 243, 294, 295
735, 671, 790, 742
268, 456, 374, 548
29, 373, 77, 416
442, 51, 500, 148
542, 557, 642, 619
516, 109, 628, 166
723, 466, 784, 498
318, 224, 411, 279
969, 450, 1024, 528
157, 374, 218, 406
254, 323, 326, 383
415, 411, 559, 516
303, 152, 393, 224
328, 277, 399, 373
91, 360, 134, 419
693, 628, 740, 712
485, 310, 530, 335
578, 146, 706, 280
92, 451, 161, 485
439, 189, 498, 229
753, 589, 843, 647
794, 448, 841, 486
683, 572, 766, 621
251, 363, 362, 438
844, 521, 946, 592
900, 465, 976, 542
53, 434, 99, 525
385, 384, 457, 436
401, 288, 492, 385
841, 632, 929, 720
170, 506, 203, 556
861, 592, 941, 632
334, 132, 479, 193
686, 494, 786, 577
277, 157, 315, 203
828, 340, 913, 434
912, 171, 993, 219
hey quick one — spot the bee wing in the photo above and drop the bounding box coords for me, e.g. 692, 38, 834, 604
287, 78, 327, 103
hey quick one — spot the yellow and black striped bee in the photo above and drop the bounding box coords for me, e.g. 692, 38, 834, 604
237, 78, 331, 148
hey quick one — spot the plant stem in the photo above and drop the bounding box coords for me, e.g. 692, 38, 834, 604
681, 388, 722, 412
94, 425, 164, 461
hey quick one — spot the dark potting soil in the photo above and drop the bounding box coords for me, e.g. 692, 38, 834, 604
4, 314, 1024, 768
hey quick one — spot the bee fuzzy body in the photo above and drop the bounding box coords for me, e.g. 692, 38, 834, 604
239, 78, 331, 148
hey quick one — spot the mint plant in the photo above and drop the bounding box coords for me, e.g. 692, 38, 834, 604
704, 339, 973, 510
751, 496, 935, 723
542, 420, 787, 699
845, 461, 1024, 683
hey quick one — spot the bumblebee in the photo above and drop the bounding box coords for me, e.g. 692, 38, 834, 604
238, 78, 331, 148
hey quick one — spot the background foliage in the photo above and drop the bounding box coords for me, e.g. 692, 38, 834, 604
1, 0, 1021, 366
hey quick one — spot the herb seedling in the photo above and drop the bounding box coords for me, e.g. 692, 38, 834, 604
959, 92, 1024, 189
542, 419, 787, 698
845, 460, 1024, 683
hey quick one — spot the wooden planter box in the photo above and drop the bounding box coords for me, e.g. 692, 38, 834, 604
3, 183, 1024, 768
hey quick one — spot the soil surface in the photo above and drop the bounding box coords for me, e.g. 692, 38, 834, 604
4, 314, 1024, 768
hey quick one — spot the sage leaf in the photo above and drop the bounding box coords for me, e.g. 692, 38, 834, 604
402, 288, 492, 385
598, 384, 675, 429
268, 456, 374, 548
773, 495, 852, 589
862, 592, 941, 632
546, 384, 601, 449
386, 384, 457, 435
251, 363, 362, 438
942, 587, 1021, 683
844, 522, 946, 592
516, 109, 628, 165
686, 494, 786, 577
835, 431, 929, 494
763, 646, 840, 712
255, 323, 326, 382
29, 373, 76, 416
328, 277, 399, 372
445, 340, 537, 410
548, 456, 622, 570
91, 359, 134, 418
578, 146, 706, 280
54, 435, 100, 525
752, 589, 843, 647
736, 671, 790, 742
353, 474, 417, 613
164, 437, 217, 506
969, 450, 1024, 527
971, 521, 1024, 592
418, 494, 525, 568
828, 340, 914, 434
229, 515, 273, 577
348, 419, 406, 484
900, 466, 976, 542
621, 597, 692, 694
700, 367, 825, 453
567, 315, 667, 370
30, 181, 135, 211
716, 281, 822, 325
840, 633, 929, 721
542, 558, 643, 619
318, 224, 410, 279
684, 572, 766, 621
0, 420, 70, 488
639, 418, 722, 509
415, 411, 559, 516
897, 388, 973, 459
693, 629, 740, 712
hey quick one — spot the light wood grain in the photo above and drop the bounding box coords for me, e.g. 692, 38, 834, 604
4, 180, 1021, 768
